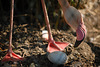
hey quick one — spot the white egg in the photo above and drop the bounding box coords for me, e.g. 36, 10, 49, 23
42, 30, 48, 41
48, 51, 67, 64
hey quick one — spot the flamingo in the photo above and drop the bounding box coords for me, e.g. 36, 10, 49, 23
58, 0, 87, 47
2, 0, 23, 62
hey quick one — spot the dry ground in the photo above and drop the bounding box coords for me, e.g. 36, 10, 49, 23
0, 0, 100, 67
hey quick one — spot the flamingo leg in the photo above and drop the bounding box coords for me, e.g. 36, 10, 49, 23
2, 0, 23, 62
41, 0, 70, 53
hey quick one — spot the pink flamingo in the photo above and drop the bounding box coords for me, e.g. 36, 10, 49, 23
41, 0, 70, 53
58, 0, 87, 47
2, 0, 23, 62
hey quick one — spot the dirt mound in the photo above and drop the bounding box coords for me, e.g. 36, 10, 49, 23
0, 28, 96, 67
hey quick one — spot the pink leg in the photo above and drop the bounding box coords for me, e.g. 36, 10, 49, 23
41, 0, 70, 53
2, 0, 23, 62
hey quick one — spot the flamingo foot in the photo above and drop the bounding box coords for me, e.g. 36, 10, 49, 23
2, 51, 24, 62
47, 41, 70, 53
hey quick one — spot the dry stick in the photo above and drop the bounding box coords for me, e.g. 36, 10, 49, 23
41, 0, 62, 50
8, 0, 14, 52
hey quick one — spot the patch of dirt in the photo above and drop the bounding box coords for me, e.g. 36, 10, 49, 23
0, 27, 98, 67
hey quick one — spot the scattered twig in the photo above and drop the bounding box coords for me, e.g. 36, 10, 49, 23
93, 35, 100, 41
